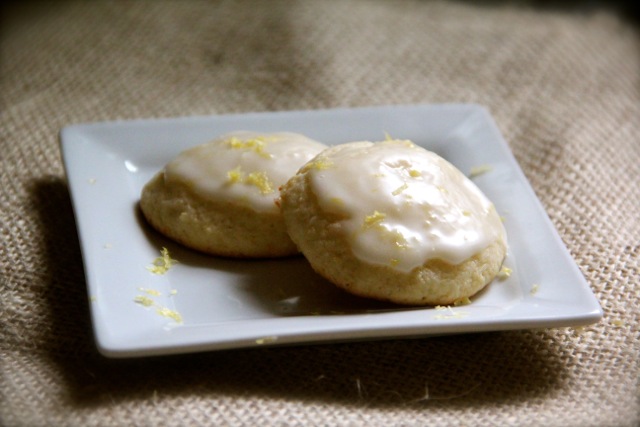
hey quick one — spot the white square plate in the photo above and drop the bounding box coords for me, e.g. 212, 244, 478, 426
60, 104, 602, 358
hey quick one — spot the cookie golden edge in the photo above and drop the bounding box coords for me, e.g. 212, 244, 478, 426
279, 169, 507, 306
140, 171, 299, 258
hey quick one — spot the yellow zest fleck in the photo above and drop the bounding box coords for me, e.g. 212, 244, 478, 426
384, 131, 393, 141
329, 197, 344, 207
392, 182, 409, 196
312, 158, 333, 170
453, 297, 472, 306
496, 266, 512, 280
530, 284, 539, 295
362, 213, 409, 250
437, 186, 448, 194
500, 216, 506, 222
147, 247, 177, 275
433, 305, 468, 320
169, 289, 178, 296
469, 164, 493, 178
611, 319, 624, 327
227, 136, 272, 158
390, 230, 409, 249
134, 295, 183, 323
156, 306, 183, 323
301, 157, 333, 172
255, 336, 278, 345
393, 139, 415, 148
134, 295, 155, 307
245, 171, 274, 194
363, 210, 386, 228
376, 228, 409, 249
227, 166, 244, 183
138, 287, 162, 296
409, 169, 421, 178
227, 167, 275, 194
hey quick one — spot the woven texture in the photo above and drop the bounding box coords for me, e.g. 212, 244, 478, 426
1, 1, 638, 426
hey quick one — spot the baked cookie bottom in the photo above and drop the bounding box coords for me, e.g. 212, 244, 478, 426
140, 172, 298, 258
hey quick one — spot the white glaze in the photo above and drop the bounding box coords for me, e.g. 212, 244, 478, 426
165, 131, 327, 212
306, 140, 506, 271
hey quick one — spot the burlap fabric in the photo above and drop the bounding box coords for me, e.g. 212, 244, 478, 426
1, 1, 638, 426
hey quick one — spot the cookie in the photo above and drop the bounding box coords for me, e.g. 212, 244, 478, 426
279, 139, 507, 305
140, 131, 327, 257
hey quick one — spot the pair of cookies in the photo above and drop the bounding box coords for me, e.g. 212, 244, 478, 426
140, 132, 507, 306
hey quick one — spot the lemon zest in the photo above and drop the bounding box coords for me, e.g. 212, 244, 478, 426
134, 295, 155, 307
433, 305, 469, 320
469, 165, 493, 178
301, 157, 333, 172
496, 266, 512, 280
156, 306, 183, 323
245, 171, 274, 194
329, 197, 344, 207
146, 247, 178, 275
453, 297, 472, 306
227, 167, 274, 194
227, 135, 273, 158
363, 210, 386, 228
392, 182, 409, 196
381, 229, 409, 249
255, 336, 278, 345
134, 295, 183, 323
227, 166, 244, 183
138, 287, 162, 296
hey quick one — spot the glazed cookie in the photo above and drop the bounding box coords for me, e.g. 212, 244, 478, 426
140, 131, 327, 257
279, 139, 507, 305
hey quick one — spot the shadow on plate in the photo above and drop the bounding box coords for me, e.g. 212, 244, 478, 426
134, 201, 406, 317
